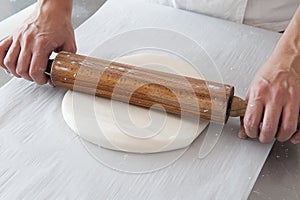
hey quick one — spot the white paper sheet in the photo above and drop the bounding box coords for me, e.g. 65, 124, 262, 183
0, 0, 281, 199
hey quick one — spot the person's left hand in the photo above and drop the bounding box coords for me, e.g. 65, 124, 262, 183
239, 48, 300, 144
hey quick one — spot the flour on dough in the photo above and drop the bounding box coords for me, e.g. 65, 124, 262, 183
62, 54, 209, 153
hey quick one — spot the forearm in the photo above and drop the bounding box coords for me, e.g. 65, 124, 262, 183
35, 0, 73, 21
239, 6, 300, 144
272, 6, 300, 62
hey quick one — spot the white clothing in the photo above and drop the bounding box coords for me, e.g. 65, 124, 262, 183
147, 0, 300, 31
244, 0, 299, 31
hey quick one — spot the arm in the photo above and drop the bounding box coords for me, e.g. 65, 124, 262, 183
239, 6, 300, 144
0, 0, 76, 84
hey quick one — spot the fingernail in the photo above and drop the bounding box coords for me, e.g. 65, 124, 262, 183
239, 134, 247, 139
238, 129, 247, 139
291, 139, 300, 144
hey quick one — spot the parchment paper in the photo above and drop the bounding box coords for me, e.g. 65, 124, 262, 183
0, 0, 281, 199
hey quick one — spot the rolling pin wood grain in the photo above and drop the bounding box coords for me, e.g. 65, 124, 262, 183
47, 51, 248, 124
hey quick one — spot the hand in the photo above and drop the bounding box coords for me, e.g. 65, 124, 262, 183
0, 0, 76, 84
239, 5, 300, 144
239, 52, 300, 144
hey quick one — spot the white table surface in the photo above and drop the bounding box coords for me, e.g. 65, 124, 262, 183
1, 0, 297, 199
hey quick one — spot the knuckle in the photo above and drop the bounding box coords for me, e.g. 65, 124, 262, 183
277, 127, 293, 142
0, 55, 4, 67
252, 92, 264, 101
244, 124, 259, 138
290, 91, 299, 100
22, 33, 34, 47
16, 67, 26, 76
24, 31, 34, 41
260, 126, 276, 143
29, 68, 40, 79
36, 37, 50, 49
12, 32, 21, 42
72, 44, 77, 53
29, 69, 46, 85
244, 115, 258, 130
254, 82, 268, 95
293, 133, 300, 141
283, 124, 297, 135
4, 57, 13, 67
245, 121, 256, 132
259, 124, 277, 143
262, 124, 276, 134
273, 88, 285, 101
35, 78, 47, 85
259, 135, 273, 144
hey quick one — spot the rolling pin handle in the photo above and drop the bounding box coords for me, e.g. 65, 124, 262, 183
45, 59, 53, 77
229, 96, 247, 117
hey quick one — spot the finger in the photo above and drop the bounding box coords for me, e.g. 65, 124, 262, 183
290, 130, 300, 144
0, 37, 13, 69
277, 103, 299, 142
16, 30, 35, 81
4, 40, 21, 78
29, 51, 51, 84
16, 48, 33, 81
243, 98, 264, 138
62, 40, 77, 53
239, 90, 250, 139
238, 116, 248, 139
259, 104, 282, 143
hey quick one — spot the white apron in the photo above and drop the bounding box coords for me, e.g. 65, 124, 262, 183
147, 0, 248, 24
244, 0, 299, 31
147, 0, 300, 31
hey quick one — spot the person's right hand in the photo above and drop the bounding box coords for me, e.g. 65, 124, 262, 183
0, 0, 76, 84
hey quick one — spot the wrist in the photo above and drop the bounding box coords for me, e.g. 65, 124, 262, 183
273, 6, 300, 57
275, 35, 300, 57
36, 0, 73, 21
268, 42, 300, 76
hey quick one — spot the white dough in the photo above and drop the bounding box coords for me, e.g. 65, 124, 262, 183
61, 54, 209, 153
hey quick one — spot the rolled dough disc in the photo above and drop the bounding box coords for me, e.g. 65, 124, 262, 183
62, 54, 209, 153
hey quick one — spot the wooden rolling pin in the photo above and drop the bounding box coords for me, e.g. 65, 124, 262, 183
46, 51, 248, 124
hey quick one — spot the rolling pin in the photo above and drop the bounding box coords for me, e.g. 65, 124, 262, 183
45, 51, 249, 124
